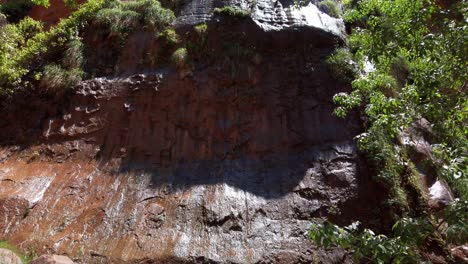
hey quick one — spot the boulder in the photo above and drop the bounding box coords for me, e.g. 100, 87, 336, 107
428, 180, 454, 211
452, 245, 468, 263
0, 248, 22, 264
30, 255, 74, 264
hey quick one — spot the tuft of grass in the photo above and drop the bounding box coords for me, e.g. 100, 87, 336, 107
93, 0, 175, 36
186, 23, 208, 61
194, 23, 208, 36
171, 47, 188, 68
62, 38, 84, 69
213, 6, 250, 18
124, 0, 175, 29
318, 0, 341, 18
158, 28, 179, 46
94, 8, 140, 35
40, 64, 83, 95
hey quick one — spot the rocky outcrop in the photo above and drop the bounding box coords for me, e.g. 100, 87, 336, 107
401, 119, 454, 211
174, 0, 345, 39
0, 1, 374, 263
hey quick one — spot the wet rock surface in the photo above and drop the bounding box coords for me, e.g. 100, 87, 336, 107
0, 1, 373, 263
0, 68, 367, 263
0, 67, 370, 263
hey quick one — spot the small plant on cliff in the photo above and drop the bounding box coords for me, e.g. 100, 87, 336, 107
213, 6, 250, 18
326, 48, 358, 83
39, 64, 84, 96
31, 0, 50, 7
64, 0, 79, 9
158, 28, 179, 46
171, 47, 189, 68
62, 38, 85, 69
318, 0, 341, 18
186, 22, 209, 59
194, 22, 208, 35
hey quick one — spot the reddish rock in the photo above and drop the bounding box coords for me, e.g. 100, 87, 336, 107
452, 246, 468, 263
0, 2, 374, 263
28, 0, 86, 28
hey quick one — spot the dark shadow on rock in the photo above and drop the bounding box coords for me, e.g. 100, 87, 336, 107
117, 141, 360, 199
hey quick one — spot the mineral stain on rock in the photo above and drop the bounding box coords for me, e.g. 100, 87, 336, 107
0, 0, 380, 263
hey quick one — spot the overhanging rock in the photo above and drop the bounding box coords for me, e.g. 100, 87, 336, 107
174, 0, 345, 41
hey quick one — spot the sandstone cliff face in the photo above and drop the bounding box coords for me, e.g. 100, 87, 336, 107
0, 1, 376, 263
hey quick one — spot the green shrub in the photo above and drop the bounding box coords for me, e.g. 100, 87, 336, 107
310, 199, 468, 262
171, 47, 188, 68
318, 0, 341, 18
320, 0, 467, 261
94, 8, 140, 35
129, 0, 175, 29
326, 48, 358, 83
31, 0, 49, 7
64, 0, 78, 8
158, 28, 179, 45
40, 64, 83, 95
1, 0, 176, 97
309, 221, 419, 263
0, 17, 43, 95
16, 16, 43, 40
213, 6, 250, 18
0, 0, 106, 95
94, 0, 175, 35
